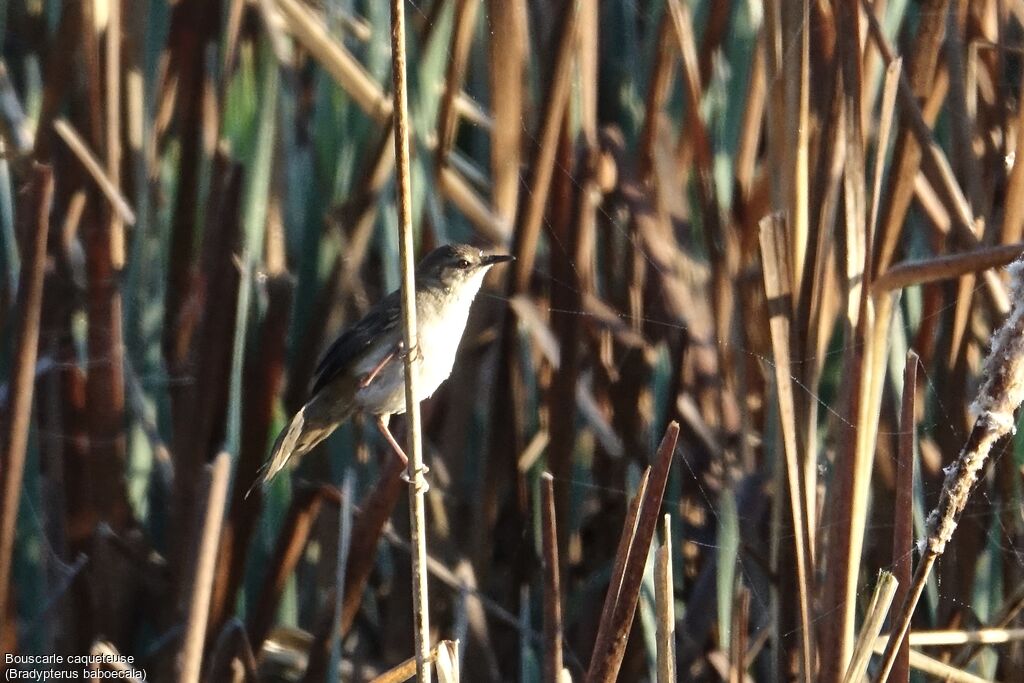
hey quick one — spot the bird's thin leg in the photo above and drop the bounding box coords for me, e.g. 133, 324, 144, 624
375, 415, 429, 491
359, 342, 403, 389
375, 414, 407, 465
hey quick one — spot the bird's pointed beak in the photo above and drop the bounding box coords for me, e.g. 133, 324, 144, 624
481, 253, 515, 267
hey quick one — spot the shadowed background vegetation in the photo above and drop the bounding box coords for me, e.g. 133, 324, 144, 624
2, 0, 1024, 681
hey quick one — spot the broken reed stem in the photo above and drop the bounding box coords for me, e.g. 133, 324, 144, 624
540, 473, 563, 683
177, 452, 231, 683
53, 118, 136, 226
368, 641, 458, 683
872, 242, 1024, 293
729, 589, 750, 683
388, 0, 431, 681
891, 350, 918, 683
105, 0, 124, 268
587, 471, 649, 674
843, 571, 898, 683
874, 257, 1024, 682
0, 164, 52, 638
655, 514, 675, 683
586, 422, 680, 683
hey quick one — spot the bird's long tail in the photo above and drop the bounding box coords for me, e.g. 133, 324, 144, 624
245, 398, 347, 498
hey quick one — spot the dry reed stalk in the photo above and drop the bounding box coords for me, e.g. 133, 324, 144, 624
655, 514, 675, 683
484, 0, 525, 225
434, 640, 460, 683
177, 452, 231, 683
734, 33, 765, 204
871, 0, 951, 275
368, 641, 460, 683
874, 257, 1024, 681
540, 472, 563, 683
585, 422, 680, 683
862, 1, 1009, 317
942, 5, 985, 220
389, 0, 431, 679
104, 0, 124, 268
435, 0, 479, 163
273, 0, 391, 122
877, 628, 1024, 648
729, 588, 750, 683
53, 119, 136, 226
586, 468, 648, 671
1001, 57, 1024, 245
508, 0, 579, 292
804, 77, 844, 369
437, 164, 510, 242
872, 647, 988, 683
822, 78, 900, 673
890, 351, 918, 683
221, 0, 246, 83
782, 0, 810, 301
757, 214, 815, 679
868, 61, 903, 270
577, 0, 598, 150
871, 242, 1024, 292
842, 571, 899, 683
638, 12, 673, 182
0, 164, 52, 652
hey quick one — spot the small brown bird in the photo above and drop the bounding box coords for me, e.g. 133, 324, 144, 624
248, 244, 513, 496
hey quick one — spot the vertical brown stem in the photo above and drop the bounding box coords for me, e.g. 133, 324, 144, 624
540, 472, 563, 683
0, 165, 53, 655
389, 0, 431, 678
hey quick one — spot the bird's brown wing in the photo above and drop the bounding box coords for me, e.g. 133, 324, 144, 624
311, 289, 402, 396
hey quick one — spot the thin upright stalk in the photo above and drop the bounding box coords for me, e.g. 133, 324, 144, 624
0, 164, 52, 642
655, 514, 676, 683
540, 472, 563, 683
177, 452, 231, 683
389, 1, 431, 681
874, 258, 1024, 681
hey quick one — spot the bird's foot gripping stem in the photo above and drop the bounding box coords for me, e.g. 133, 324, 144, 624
400, 465, 430, 492
375, 415, 429, 493
401, 341, 422, 364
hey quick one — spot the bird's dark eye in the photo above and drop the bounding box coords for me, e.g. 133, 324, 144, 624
457, 259, 471, 269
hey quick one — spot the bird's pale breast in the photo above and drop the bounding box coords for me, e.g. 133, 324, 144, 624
352, 277, 482, 417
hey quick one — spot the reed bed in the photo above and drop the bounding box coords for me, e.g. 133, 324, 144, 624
2, 1, 1024, 681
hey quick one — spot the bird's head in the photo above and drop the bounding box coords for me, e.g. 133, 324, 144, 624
416, 243, 514, 295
